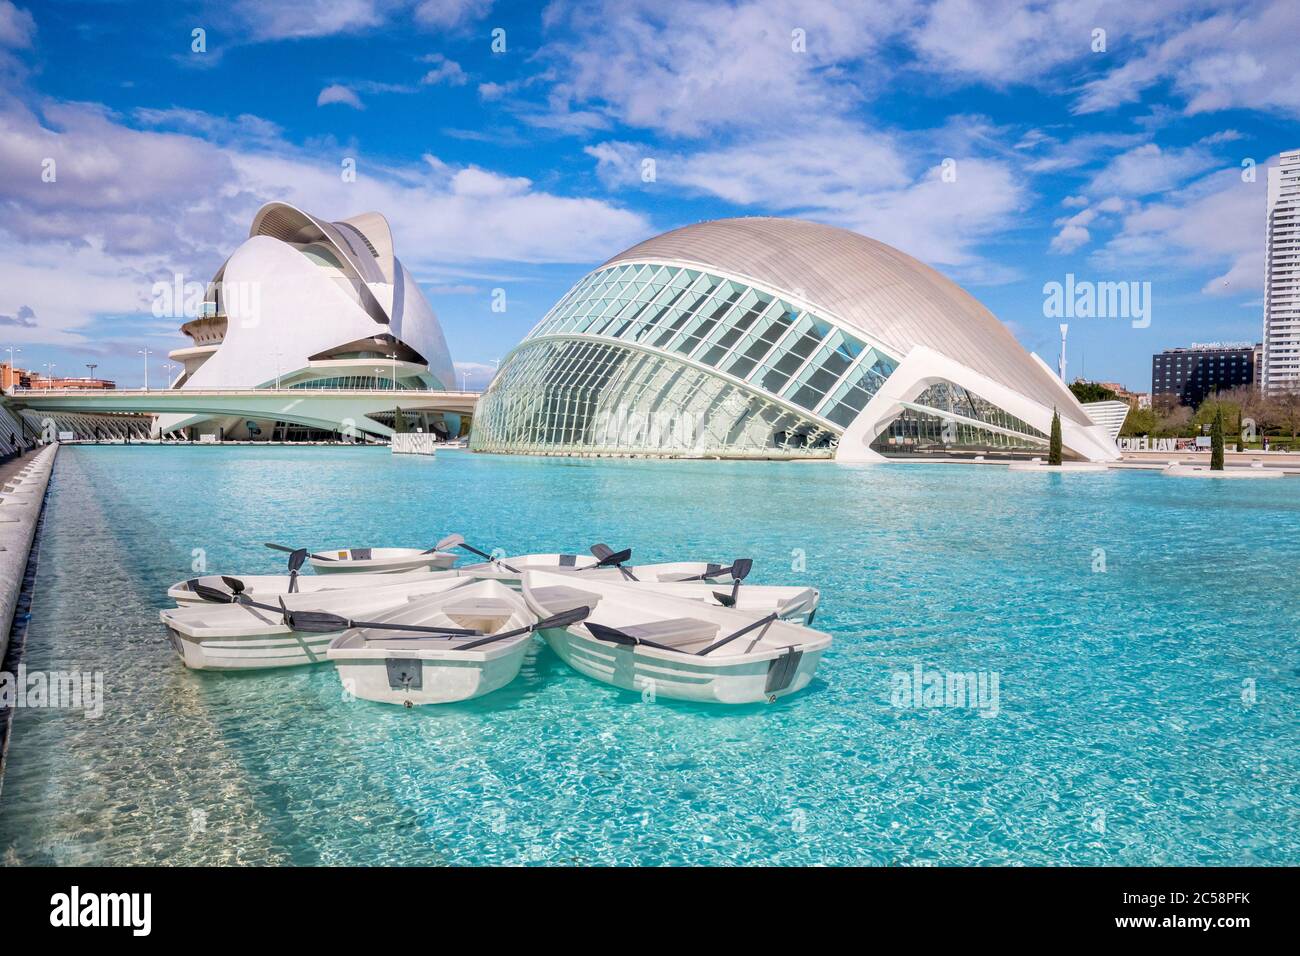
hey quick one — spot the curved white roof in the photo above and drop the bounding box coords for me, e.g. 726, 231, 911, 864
603, 217, 1086, 425
244, 201, 455, 389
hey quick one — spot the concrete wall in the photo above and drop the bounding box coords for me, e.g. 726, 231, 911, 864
0, 444, 57, 662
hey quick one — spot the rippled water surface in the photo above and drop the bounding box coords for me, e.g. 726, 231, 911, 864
0, 445, 1296, 865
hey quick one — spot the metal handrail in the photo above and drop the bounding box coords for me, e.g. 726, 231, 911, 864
7, 386, 485, 396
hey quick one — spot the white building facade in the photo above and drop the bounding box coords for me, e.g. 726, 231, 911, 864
471, 218, 1119, 462
159, 202, 457, 440
1262, 150, 1300, 393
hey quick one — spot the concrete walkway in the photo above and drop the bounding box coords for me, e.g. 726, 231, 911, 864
0, 444, 57, 662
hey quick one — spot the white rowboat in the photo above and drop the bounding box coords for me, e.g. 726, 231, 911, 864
160, 576, 472, 670
309, 546, 458, 574
328, 581, 549, 706
522, 571, 831, 704
167, 568, 453, 606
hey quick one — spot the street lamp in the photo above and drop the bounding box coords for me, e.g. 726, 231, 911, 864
44, 361, 55, 388
138, 348, 152, 391
163, 362, 176, 388
387, 352, 398, 389
86, 363, 97, 384
3, 346, 19, 391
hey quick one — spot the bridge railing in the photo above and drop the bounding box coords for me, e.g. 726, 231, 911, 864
7, 387, 484, 396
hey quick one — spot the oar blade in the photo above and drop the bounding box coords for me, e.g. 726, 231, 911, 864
264, 542, 296, 554
277, 596, 350, 633
585, 621, 638, 646
538, 605, 591, 630
220, 576, 246, 594
287, 548, 308, 573
189, 579, 234, 604
712, 590, 737, 608
436, 533, 464, 551
731, 558, 753, 581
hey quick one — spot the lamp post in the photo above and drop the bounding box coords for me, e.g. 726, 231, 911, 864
44, 362, 55, 388
138, 348, 152, 391
163, 362, 175, 388
387, 352, 398, 389
86, 363, 97, 384
4, 346, 19, 391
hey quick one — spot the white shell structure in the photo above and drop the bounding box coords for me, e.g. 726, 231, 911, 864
159, 201, 455, 439
471, 217, 1119, 462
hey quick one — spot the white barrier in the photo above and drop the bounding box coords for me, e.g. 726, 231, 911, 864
391, 433, 438, 456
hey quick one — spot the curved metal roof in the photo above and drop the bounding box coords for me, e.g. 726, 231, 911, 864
603, 217, 1086, 424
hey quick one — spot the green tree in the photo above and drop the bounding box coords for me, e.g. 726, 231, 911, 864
1210, 405, 1224, 471
1068, 380, 1117, 404
393, 406, 408, 434
1049, 408, 1062, 466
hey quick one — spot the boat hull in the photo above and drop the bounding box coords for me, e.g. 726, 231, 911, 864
329, 641, 530, 705
165, 625, 335, 670
540, 627, 824, 704
167, 568, 448, 605
310, 554, 457, 574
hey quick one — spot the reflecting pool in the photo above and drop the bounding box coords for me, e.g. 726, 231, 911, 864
0, 446, 1296, 865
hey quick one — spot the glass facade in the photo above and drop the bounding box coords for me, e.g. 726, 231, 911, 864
871, 381, 1050, 457
473, 262, 899, 457
288, 375, 419, 390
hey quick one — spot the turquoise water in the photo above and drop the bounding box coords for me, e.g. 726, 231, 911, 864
0, 445, 1296, 865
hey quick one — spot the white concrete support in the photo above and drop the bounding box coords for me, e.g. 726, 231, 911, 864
835, 345, 1121, 463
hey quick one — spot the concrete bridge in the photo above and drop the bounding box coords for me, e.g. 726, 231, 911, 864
5, 387, 480, 438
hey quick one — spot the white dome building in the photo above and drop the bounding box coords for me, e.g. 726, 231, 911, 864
160, 201, 456, 440
471, 217, 1122, 461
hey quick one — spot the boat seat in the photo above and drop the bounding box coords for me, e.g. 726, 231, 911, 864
528, 585, 603, 615
440, 598, 518, 615
619, 617, 719, 649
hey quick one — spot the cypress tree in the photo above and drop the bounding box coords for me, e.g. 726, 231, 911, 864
1048, 408, 1062, 466
393, 406, 408, 434
1211, 405, 1224, 471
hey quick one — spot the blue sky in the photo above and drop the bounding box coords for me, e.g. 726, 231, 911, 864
2, 0, 1298, 391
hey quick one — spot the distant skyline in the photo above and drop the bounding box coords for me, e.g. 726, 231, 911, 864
2, 0, 1299, 390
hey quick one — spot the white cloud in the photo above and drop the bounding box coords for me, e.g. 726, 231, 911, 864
589, 123, 1026, 275
1074, 0, 1300, 117
1092, 164, 1267, 298
317, 84, 365, 109
228, 0, 493, 41
230, 0, 392, 41
539, 0, 908, 136
420, 53, 467, 86
1200, 129, 1243, 145
0, 1, 34, 48
1050, 209, 1096, 254
0, 94, 650, 349
1087, 143, 1219, 197
453, 360, 500, 389
413, 0, 493, 29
